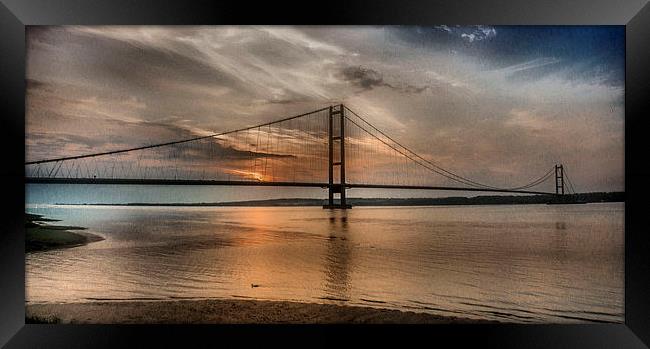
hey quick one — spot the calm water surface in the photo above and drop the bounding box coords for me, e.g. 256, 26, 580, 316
25, 203, 624, 323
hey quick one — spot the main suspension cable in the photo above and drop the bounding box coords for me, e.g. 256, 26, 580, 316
344, 106, 554, 191
26, 106, 330, 165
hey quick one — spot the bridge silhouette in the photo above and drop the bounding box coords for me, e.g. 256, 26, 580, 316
25, 104, 577, 208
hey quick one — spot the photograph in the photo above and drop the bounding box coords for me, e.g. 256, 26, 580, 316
23, 25, 625, 325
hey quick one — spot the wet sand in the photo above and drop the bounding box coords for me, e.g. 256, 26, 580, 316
25, 213, 104, 252
26, 299, 493, 324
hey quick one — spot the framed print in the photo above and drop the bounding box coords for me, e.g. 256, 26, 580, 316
1, 0, 650, 348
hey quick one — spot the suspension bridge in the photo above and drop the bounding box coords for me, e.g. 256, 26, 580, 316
25, 104, 577, 208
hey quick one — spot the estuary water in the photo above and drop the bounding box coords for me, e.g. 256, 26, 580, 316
25, 203, 624, 323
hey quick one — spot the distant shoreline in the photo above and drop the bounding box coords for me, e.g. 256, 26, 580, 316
48, 191, 624, 207
25, 299, 496, 324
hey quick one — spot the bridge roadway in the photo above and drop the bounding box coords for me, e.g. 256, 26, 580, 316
26, 177, 555, 196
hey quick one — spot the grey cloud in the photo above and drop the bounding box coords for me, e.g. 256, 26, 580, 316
27, 119, 295, 165
400, 85, 429, 94
28, 132, 111, 149
431, 25, 497, 43
170, 138, 297, 162
29, 28, 232, 89
27, 27, 244, 119
222, 146, 296, 160
339, 66, 429, 95
339, 66, 386, 90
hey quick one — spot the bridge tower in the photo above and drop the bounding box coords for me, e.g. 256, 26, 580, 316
323, 104, 352, 209
555, 164, 564, 195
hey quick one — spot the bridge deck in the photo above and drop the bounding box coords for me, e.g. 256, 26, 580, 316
26, 177, 555, 196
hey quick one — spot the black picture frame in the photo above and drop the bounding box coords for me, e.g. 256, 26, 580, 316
1, 1, 649, 347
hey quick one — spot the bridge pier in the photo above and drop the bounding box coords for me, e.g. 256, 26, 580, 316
323, 104, 352, 209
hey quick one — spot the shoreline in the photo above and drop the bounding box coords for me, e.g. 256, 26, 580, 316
29, 191, 623, 207
26, 213, 104, 253
25, 299, 494, 324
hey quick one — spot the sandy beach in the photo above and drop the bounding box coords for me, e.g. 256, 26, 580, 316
26, 299, 492, 324
25, 213, 104, 252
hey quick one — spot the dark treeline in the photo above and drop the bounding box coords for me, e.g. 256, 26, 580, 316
69, 192, 624, 207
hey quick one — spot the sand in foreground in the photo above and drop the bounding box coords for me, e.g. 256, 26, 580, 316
26, 299, 493, 324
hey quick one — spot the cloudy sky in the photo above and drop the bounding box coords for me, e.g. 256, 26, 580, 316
26, 25, 624, 197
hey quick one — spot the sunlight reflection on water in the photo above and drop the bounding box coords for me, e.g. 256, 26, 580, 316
25, 203, 624, 323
